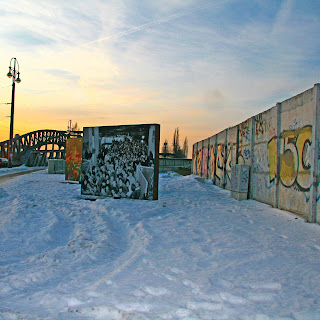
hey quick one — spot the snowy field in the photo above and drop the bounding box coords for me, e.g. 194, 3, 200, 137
0, 165, 45, 177
1, 169, 320, 320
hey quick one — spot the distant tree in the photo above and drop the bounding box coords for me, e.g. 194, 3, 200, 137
72, 122, 81, 131
183, 137, 189, 158
172, 127, 185, 158
172, 127, 180, 155
162, 139, 170, 157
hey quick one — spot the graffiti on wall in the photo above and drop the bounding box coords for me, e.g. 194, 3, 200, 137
197, 149, 202, 176
193, 145, 198, 175
268, 137, 277, 183
212, 143, 233, 186
215, 144, 225, 183
192, 84, 319, 221
238, 120, 252, 165
239, 120, 251, 143
238, 147, 251, 165
208, 144, 215, 180
192, 144, 202, 176
268, 125, 312, 192
253, 144, 269, 173
202, 146, 209, 178
225, 143, 232, 186
255, 114, 273, 137
289, 119, 302, 131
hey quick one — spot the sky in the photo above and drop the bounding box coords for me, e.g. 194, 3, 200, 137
0, 0, 319, 155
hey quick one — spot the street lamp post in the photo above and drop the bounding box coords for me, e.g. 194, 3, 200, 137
7, 57, 21, 167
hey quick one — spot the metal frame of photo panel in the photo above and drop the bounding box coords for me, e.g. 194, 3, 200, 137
81, 124, 160, 200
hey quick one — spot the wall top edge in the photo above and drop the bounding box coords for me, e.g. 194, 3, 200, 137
279, 86, 314, 105
194, 84, 316, 144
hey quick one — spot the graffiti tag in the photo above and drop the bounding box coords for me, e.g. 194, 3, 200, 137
255, 114, 272, 137
268, 125, 312, 192
239, 121, 251, 143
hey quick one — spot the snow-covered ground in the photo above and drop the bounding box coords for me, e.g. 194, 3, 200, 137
0, 170, 320, 320
0, 165, 45, 177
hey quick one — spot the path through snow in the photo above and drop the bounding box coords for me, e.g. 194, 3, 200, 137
0, 170, 320, 319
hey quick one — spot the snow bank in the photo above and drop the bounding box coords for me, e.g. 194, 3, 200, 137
0, 171, 320, 319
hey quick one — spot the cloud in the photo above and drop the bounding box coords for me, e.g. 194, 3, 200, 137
272, 0, 294, 34
45, 69, 80, 80
3, 31, 55, 46
147, 0, 196, 12
0, 0, 319, 148
80, 1, 230, 47
203, 89, 228, 110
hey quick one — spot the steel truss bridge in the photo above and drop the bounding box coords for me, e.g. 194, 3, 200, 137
0, 129, 82, 167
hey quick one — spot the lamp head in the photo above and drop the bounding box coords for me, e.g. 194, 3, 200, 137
15, 72, 21, 83
7, 67, 12, 78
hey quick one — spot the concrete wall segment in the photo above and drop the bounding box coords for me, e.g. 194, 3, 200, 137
208, 135, 216, 181
254, 106, 277, 144
192, 84, 320, 223
214, 129, 228, 188
312, 84, 320, 222
226, 126, 238, 191
238, 118, 253, 166
278, 88, 314, 218
202, 139, 209, 179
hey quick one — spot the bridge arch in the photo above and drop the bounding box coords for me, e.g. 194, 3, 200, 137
0, 129, 71, 166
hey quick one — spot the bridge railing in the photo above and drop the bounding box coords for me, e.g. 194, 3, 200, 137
159, 158, 192, 173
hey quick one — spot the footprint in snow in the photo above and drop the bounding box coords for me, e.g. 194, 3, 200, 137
160, 273, 176, 281
133, 289, 147, 297
245, 282, 282, 290
192, 237, 206, 243
182, 279, 201, 295
200, 245, 212, 255
243, 281, 282, 303
169, 267, 184, 275
247, 292, 275, 302
114, 303, 151, 313
186, 301, 223, 311
219, 292, 247, 305
193, 229, 206, 235
137, 286, 170, 297
309, 244, 320, 251
160, 308, 192, 319
209, 278, 234, 289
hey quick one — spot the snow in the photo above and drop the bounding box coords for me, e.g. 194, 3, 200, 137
0, 165, 44, 176
0, 169, 320, 320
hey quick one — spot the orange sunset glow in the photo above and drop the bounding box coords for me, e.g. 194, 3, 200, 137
0, 1, 319, 156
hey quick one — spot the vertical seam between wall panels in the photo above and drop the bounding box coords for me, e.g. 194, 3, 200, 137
207, 138, 210, 181
275, 102, 282, 209
200, 140, 204, 178
236, 125, 239, 165
249, 116, 255, 199
214, 135, 218, 185
223, 128, 228, 189
311, 84, 320, 222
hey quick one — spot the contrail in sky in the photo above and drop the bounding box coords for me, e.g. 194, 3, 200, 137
80, 1, 229, 47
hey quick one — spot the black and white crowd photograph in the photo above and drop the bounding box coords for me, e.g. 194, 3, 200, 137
81, 124, 159, 200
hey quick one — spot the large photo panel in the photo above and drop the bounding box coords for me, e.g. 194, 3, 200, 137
81, 124, 160, 200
